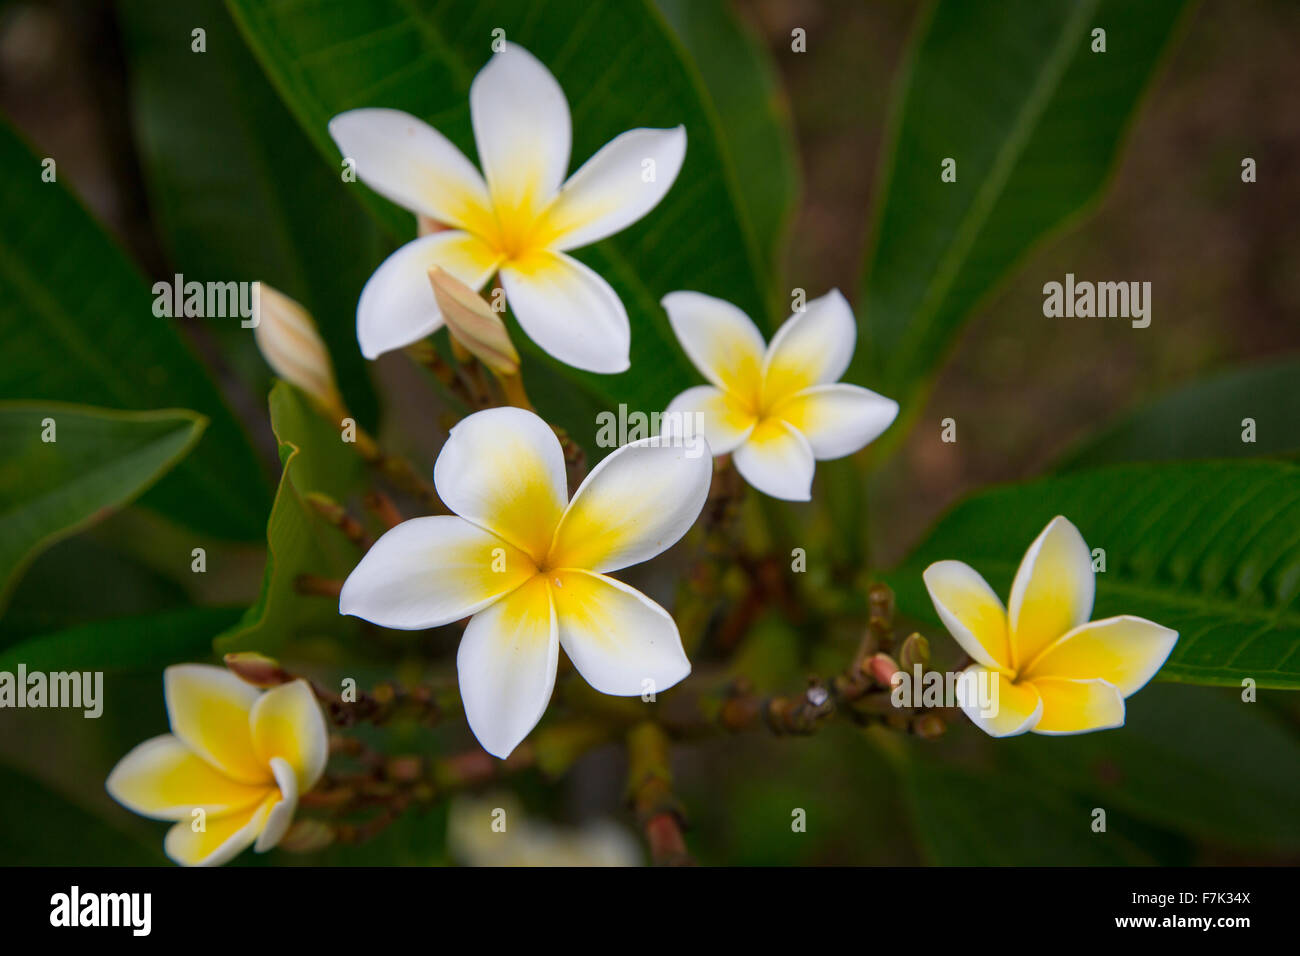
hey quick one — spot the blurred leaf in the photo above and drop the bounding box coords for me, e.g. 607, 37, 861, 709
1003, 683, 1300, 853
654, 0, 799, 298
0, 402, 205, 614
215, 382, 364, 655
0, 606, 241, 673
856, 0, 1189, 420
1057, 356, 1300, 470
0, 763, 164, 865
118, 0, 382, 428
0, 119, 272, 539
888, 735, 1150, 864
886, 460, 1300, 688
224, 0, 768, 447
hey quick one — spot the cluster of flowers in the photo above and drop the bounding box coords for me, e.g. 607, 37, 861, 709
107, 46, 1176, 865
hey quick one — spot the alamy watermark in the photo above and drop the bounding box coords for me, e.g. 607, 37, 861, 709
152, 274, 259, 328
1043, 273, 1151, 328
595, 404, 707, 458
0, 665, 102, 718
890, 665, 999, 718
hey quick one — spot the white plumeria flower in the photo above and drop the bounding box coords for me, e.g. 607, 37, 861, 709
663, 289, 899, 500
106, 667, 328, 866
448, 794, 641, 867
923, 516, 1179, 737
329, 44, 687, 373
339, 406, 711, 758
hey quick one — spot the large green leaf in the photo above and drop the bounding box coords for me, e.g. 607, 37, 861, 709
224, 0, 769, 447
856, 0, 1190, 414
0, 402, 205, 614
886, 460, 1300, 688
654, 0, 799, 297
1057, 356, 1300, 470
1003, 684, 1300, 853
215, 382, 365, 654
0, 120, 272, 539
118, 0, 382, 429
0, 606, 242, 673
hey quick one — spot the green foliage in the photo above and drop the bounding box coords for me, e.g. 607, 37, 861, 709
857, 0, 1189, 419
118, 0, 382, 428
887, 460, 1300, 688
0, 402, 206, 613
0, 121, 271, 540
215, 382, 365, 654
223, 0, 769, 446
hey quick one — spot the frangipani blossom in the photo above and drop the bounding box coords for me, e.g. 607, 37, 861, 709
663, 289, 899, 500
339, 407, 711, 758
923, 516, 1178, 737
106, 666, 328, 866
329, 44, 686, 373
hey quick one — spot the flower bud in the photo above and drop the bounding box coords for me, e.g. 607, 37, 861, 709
427, 266, 520, 376
277, 819, 336, 853
898, 633, 931, 672
866, 652, 900, 688
252, 284, 344, 415
224, 651, 293, 688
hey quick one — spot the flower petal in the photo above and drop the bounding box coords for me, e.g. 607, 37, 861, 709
551, 569, 690, 696
1022, 615, 1178, 697
250, 680, 328, 792
457, 575, 558, 759
548, 436, 713, 574
1008, 516, 1096, 670
254, 757, 299, 853
663, 385, 757, 456
661, 291, 766, 400
761, 289, 857, 405
470, 44, 570, 217
164, 792, 277, 867
164, 665, 268, 785
433, 406, 569, 562
544, 126, 687, 251
340, 515, 536, 630
357, 231, 501, 359
499, 250, 630, 373
732, 418, 815, 501
1029, 677, 1125, 735
772, 383, 899, 460
106, 734, 270, 821
327, 108, 493, 233
957, 667, 1042, 738
921, 561, 1013, 672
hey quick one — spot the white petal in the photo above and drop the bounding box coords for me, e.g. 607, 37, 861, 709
470, 44, 570, 214
551, 570, 690, 696
433, 406, 569, 562
457, 576, 558, 759
732, 418, 815, 501
921, 560, 1012, 672
549, 437, 713, 574
254, 757, 299, 852
327, 108, 492, 231
499, 251, 630, 373
761, 289, 857, 405
664, 385, 756, 456
357, 231, 501, 359
772, 383, 899, 460
545, 127, 687, 251
339, 516, 535, 630
661, 290, 766, 399
1008, 516, 1096, 670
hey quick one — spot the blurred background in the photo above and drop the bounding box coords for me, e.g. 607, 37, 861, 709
1, 0, 1297, 865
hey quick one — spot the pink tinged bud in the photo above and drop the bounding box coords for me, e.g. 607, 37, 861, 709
867, 653, 900, 687
427, 266, 520, 376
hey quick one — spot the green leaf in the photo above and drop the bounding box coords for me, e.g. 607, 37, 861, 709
118, 0, 382, 429
885, 460, 1300, 688
654, 0, 799, 294
223, 0, 769, 446
0, 402, 206, 613
1002, 683, 1300, 853
1057, 356, 1300, 470
0, 606, 242, 673
215, 382, 365, 655
0, 762, 164, 865
0, 119, 272, 539
856, 0, 1190, 414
